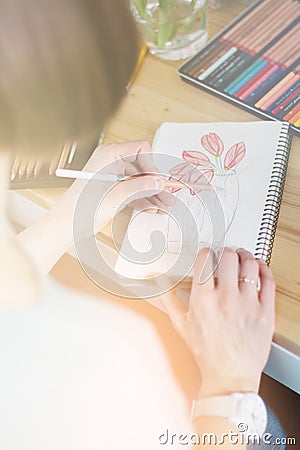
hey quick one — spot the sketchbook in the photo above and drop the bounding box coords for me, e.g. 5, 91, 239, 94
115, 121, 292, 281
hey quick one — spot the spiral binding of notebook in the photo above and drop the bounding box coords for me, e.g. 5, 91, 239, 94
255, 122, 292, 264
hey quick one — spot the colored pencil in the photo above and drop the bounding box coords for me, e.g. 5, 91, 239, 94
198, 47, 238, 81
237, 38, 300, 102
283, 43, 300, 69
191, 42, 232, 78
266, 24, 300, 66
211, 52, 253, 89
256, 70, 300, 110
127, 44, 148, 89
189, 41, 231, 75
227, 60, 269, 95
261, 75, 300, 111
283, 101, 300, 121
277, 92, 300, 118
206, 50, 250, 86
268, 81, 300, 113
242, 3, 299, 54
238, 64, 280, 100
246, 67, 286, 104
290, 109, 300, 124
187, 40, 222, 76
225, 59, 266, 94
222, 0, 277, 43
235, 1, 297, 54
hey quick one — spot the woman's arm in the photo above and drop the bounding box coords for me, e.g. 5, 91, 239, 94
159, 247, 275, 449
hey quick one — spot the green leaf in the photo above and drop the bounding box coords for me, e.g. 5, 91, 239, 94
157, 22, 177, 48
158, 2, 171, 25
179, 11, 197, 33
140, 23, 157, 45
179, 2, 206, 34
159, 0, 176, 12
133, 0, 148, 20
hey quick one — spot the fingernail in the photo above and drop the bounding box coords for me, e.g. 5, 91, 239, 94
145, 207, 158, 214
257, 258, 267, 265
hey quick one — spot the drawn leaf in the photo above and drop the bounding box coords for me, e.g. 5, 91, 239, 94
224, 142, 246, 170
182, 150, 210, 166
201, 133, 224, 156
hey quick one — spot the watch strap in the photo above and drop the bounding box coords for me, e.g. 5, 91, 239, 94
191, 393, 241, 421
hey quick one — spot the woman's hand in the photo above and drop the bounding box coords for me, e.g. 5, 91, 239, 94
17, 141, 173, 275
52, 140, 174, 236
159, 247, 275, 399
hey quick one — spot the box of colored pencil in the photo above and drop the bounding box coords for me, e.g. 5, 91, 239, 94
179, 0, 300, 137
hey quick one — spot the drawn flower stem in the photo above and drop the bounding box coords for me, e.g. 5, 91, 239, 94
215, 155, 223, 174
209, 162, 217, 171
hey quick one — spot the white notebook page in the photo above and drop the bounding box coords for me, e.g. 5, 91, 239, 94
115, 121, 285, 280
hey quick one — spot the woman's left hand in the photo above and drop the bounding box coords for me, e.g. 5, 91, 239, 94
158, 247, 275, 398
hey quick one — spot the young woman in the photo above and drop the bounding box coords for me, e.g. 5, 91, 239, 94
0, 0, 285, 448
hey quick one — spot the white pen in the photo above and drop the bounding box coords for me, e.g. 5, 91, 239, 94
56, 168, 124, 182
55, 168, 216, 191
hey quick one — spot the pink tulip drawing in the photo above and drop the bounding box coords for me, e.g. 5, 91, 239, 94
166, 134, 244, 255
169, 162, 191, 177
168, 162, 192, 193
201, 133, 224, 157
224, 142, 246, 170
168, 133, 246, 198
168, 162, 214, 195
189, 169, 214, 195
182, 150, 210, 167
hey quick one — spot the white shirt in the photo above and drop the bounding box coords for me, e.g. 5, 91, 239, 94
0, 278, 193, 450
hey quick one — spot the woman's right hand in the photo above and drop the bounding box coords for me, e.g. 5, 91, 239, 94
159, 247, 275, 399
16, 140, 174, 277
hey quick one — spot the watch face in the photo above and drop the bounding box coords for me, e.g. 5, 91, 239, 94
235, 393, 267, 437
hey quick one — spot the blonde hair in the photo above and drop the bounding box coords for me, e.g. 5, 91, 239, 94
0, 0, 139, 156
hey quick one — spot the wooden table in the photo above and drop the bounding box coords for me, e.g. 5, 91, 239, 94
14, 0, 300, 392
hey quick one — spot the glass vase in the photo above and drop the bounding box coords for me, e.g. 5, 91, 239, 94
130, 0, 208, 60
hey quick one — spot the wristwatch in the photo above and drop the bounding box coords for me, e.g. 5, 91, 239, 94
191, 392, 267, 437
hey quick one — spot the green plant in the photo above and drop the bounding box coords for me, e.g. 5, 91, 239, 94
132, 0, 205, 49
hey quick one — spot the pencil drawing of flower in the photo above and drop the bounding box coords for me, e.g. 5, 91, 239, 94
201, 133, 224, 156
166, 132, 244, 254
182, 150, 210, 166
168, 162, 214, 195
168, 162, 192, 193
169, 162, 191, 177
189, 169, 214, 195
168, 132, 246, 198
224, 142, 246, 170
